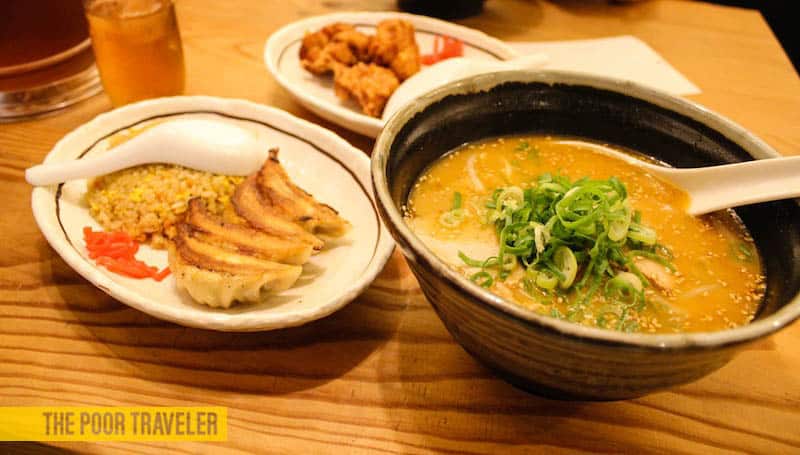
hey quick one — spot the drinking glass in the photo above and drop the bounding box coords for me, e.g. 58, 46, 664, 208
84, 0, 185, 106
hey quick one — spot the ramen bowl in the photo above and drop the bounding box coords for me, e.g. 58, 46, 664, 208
371, 70, 800, 400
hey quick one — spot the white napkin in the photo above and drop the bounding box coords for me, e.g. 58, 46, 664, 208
509, 35, 700, 96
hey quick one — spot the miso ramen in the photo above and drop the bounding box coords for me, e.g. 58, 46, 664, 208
405, 136, 765, 333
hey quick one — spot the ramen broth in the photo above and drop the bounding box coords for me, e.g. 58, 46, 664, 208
405, 136, 765, 333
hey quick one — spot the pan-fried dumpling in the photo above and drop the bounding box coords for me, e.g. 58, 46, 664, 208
184, 198, 314, 265
255, 148, 352, 239
168, 225, 302, 308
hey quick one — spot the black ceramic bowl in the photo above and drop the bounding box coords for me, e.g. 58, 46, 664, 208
371, 71, 800, 400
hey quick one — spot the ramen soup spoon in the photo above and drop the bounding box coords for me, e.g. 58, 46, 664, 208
557, 140, 800, 216
25, 118, 266, 186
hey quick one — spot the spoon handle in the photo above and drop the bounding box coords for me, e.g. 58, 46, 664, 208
25, 145, 142, 186
666, 156, 800, 215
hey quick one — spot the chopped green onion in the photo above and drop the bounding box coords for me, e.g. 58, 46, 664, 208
628, 249, 676, 272
439, 208, 464, 228
532, 222, 549, 254
609, 271, 643, 292
553, 246, 577, 288
730, 241, 754, 263
470, 271, 494, 288
607, 202, 632, 242
458, 251, 496, 268
605, 272, 643, 305
460, 172, 673, 332
499, 253, 518, 272
496, 186, 524, 211
452, 191, 462, 210
567, 308, 584, 322
439, 191, 465, 227
628, 223, 656, 245
535, 270, 558, 289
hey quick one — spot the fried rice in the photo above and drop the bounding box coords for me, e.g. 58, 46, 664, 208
86, 164, 243, 248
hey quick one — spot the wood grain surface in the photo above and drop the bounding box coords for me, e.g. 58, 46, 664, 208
1, 0, 800, 453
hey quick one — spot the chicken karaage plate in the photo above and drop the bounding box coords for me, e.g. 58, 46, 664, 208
298, 19, 421, 117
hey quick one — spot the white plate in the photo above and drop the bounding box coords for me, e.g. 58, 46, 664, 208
31, 96, 394, 331
265, 12, 518, 137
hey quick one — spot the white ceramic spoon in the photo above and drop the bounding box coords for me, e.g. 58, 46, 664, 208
25, 119, 267, 186
381, 53, 549, 121
558, 140, 800, 216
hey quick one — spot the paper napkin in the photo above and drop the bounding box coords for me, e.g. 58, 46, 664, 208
509, 35, 700, 96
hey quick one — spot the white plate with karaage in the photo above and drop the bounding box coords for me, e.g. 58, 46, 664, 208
265, 12, 517, 137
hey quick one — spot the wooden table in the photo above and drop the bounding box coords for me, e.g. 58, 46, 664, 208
2, 0, 799, 453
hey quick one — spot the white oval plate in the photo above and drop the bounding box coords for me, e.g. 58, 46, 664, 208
31, 96, 394, 331
265, 12, 518, 137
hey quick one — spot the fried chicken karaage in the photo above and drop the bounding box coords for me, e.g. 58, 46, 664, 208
298, 19, 421, 117
333, 63, 399, 118
299, 23, 372, 75
368, 19, 420, 81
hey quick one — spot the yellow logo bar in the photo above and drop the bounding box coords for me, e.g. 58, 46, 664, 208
0, 407, 227, 441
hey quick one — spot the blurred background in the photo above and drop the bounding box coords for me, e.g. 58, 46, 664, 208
399, 0, 797, 73
695, 1, 796, 72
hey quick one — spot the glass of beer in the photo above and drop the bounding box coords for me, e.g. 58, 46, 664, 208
84, 0, 185, 106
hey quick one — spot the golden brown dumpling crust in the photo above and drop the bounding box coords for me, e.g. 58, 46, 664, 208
256, 149, 352, 238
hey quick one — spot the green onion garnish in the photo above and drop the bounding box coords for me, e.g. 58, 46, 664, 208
458, 174, 674, 331
515, 140, 539, 159
452, 191, 462, 210
470, 271, 494, 288
439, 191, 465, 228
730, 241, 754, 263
